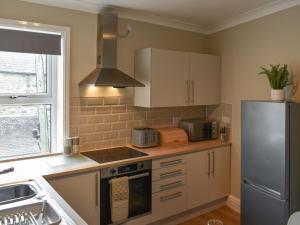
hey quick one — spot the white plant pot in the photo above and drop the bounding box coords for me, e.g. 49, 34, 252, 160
271, 89, 284, 101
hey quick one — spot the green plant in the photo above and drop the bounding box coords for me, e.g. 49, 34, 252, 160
259, 64, 290, 89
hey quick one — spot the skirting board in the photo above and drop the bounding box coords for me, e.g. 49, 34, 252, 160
226, 195, 241, 213
150, 198, 227, 225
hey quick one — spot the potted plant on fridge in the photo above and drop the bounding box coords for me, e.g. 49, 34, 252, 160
259, 64, 290, 101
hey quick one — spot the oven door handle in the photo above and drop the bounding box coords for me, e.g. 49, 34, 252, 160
109, 172, 150, 184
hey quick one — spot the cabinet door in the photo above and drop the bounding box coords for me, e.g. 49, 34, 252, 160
152, 186, 186, 222
47, 171, 100, 225
190, 53, 220, 105
151, 49, 190, 107
186, 150, 211, 209
209, 146, 230, 201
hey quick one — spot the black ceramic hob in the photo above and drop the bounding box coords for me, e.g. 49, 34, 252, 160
81, 146, 148, 164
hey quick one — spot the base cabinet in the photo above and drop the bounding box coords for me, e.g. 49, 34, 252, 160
210, 146, 231, 201
151, 155, 187, 222
152, 186, 187, 222
47, 171, 100, 225
46, 146, 229, 225
186, 146, 230, 210
186, 149, 211, 209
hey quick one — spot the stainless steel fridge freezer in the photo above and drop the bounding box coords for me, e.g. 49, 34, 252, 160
241, 101, 300, 225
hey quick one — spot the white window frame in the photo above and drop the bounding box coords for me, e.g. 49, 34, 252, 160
0, 18, 70, 158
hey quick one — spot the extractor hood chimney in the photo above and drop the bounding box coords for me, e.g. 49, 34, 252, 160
79, 13, 145, 88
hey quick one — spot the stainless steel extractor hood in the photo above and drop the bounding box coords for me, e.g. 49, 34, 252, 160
79, 13, 145, 88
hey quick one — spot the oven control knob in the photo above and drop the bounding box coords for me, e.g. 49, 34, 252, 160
140, 163, 144, 169
110, 168, 117, 174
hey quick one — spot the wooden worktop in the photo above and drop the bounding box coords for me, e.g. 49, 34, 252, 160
0, 140, 230, 181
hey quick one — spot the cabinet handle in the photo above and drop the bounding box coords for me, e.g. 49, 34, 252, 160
160, 159, 182, 168
191, 80, 195, 104
186, 80, 190, 105
207, 152, 211, 177
160, 192, 182, 202
160, 170, 183, 179
160, 181, 182, 191
95, 173, 99, 206
212, 151, 215, 176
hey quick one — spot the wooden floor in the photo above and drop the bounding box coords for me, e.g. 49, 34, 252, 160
180, 206, 240, 225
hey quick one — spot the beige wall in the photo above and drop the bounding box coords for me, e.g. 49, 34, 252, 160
117, 18, 209, 78
209, 5, 300, 198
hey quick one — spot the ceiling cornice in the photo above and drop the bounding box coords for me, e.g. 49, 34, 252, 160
207, 0, 300, 34
105, 6, 209, 34
19, 0, 102, 13
19, 0, 300, 34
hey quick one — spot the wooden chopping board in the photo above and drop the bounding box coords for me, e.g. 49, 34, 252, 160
157, 128, 188, 146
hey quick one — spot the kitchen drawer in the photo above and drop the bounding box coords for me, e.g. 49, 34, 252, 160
152, 186, 186, 222
152, 155, 186, 169
152, 163, 186, 181
152, 174, 186, 193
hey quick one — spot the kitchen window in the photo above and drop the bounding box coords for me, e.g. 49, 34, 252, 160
0, 20, 70, 160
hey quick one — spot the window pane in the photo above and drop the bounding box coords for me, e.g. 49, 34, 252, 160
0, 105, 51, 159
0, 51, 47, 94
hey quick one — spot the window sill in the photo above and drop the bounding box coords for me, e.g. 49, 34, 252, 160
0, 152, 62, 163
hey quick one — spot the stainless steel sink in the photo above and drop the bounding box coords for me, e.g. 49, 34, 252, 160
0, 181, 62, 225
0, 183, 37, 205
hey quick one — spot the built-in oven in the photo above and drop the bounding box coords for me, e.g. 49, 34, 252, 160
100, 160, 152, 225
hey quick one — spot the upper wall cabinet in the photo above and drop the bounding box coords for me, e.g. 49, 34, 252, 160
134, 48, 190, 108
134, 48, 220, 108
190, 53, 220, 105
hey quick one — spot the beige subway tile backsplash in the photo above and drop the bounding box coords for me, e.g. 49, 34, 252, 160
103, 131, 119, 140
95, 124, 111, 132
95, 106, 112, 114
207, 103, 232, 140
111, 138, 127, 147
86, 133, 103, 142
80, 107, 95, 115
103, 114, 119, 123
119, 129, 132, 138
94, 141, 111, 150
87, 115, 104, 124
112, 105, 126, 113
70, 97, 222, 152
111, 122, 127, 130
79, 125, 95, 134
119, 113, 133, 121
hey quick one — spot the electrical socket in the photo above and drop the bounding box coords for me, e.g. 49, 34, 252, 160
222, 116, 230, 124
172, 117, 181, 125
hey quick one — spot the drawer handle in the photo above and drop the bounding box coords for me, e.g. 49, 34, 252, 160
160, 159, 183, 168
160, 192, 182, 202
160, 170, 183, 179
160, 181, 182, 191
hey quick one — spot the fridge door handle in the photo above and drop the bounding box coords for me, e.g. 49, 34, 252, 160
243, 179, 282, 199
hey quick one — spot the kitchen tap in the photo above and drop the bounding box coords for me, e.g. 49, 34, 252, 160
0, 167, 14, 175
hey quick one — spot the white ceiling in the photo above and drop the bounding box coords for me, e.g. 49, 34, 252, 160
19, 0, 300, 33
